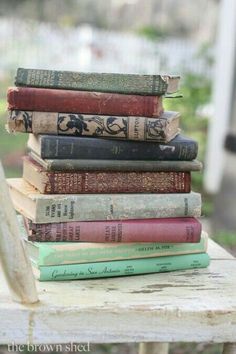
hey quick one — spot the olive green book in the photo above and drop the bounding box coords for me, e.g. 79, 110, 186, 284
29, 152, 203, 172
8, 178, 202, 223
15, 68, 180, 95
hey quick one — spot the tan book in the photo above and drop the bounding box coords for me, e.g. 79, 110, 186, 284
7, 178, 201, 223
7, 110, 180, 143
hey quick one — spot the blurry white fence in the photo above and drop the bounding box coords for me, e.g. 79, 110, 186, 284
0, 18, 212, 78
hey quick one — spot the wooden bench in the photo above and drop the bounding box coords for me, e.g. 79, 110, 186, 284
0, 164, 236, 354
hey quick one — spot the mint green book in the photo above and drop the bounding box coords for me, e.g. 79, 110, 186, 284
15, 68, 180, 95
26, 232, 208, 266
33, 253, 210, 281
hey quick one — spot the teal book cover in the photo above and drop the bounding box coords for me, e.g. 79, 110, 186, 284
26, 231, 208, 266
34, 253, 210, 281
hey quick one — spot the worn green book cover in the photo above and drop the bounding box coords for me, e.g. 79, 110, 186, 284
15, 68, 180, 95
29, 152, 203, 172
25, 231, 208, 266
33, 253, 210, 281
8, 178, 202, 223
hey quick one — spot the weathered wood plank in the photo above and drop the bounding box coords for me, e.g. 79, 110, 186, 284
0, 238, 235, 344
0, 162, 38, 304
208, 239, 235, 259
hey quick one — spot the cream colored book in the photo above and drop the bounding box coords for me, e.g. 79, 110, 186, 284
8, 178, 202, 223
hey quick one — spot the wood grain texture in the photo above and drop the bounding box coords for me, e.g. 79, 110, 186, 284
0, 239, 235, 344
0, 162, 38, 304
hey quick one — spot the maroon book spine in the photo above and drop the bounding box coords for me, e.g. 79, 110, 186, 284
30, 172, 191, 194
23, 156, 191, 194
43, 171, 190, 194
25, 217, 202, 243
7, 87, 163, 117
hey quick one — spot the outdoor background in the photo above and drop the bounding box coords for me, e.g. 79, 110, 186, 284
0, 1, 235, 354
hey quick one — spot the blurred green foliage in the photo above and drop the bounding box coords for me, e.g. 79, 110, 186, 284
164, 72, 212, 216
0, 95, 27, 177
137, 25, 169, 40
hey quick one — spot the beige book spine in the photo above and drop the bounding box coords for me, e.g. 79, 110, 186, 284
7, 110, 180, 143
8, 178, 201, 224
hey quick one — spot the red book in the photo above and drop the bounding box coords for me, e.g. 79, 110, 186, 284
7, 87, 163, 117
23, 156, 191, 194
24, 217, 202, 243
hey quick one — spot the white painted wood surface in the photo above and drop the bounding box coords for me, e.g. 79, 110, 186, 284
0, 162, 38, 304
0, 239, 235, 344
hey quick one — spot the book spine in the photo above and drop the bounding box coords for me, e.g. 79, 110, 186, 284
25, 232, 207, 266
7, 110, 177, 143
7, 87, 163, 117
37, 253, 210, 281
15, 68, 173, 95
34, 192, 201, 223
27, 170, 191, 194
27, 234, 207, 266
34, 156, 202, 172
27, 217, 202, 243
38, 135, 198, 160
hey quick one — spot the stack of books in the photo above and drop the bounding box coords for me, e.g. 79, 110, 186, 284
6, 68, 210, 281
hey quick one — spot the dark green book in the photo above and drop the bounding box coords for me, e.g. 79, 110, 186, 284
32, 253, 210, 281
15, 68, 180, 96
29, 152, 203, 172
27, 134, 198, 160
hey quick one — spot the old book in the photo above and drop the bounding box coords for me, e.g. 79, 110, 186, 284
7, 87, 163, 117
15, 68, 180, 95
24, 217, 202, 243
7, 110, 180, 143
32, 253, 210, 281
25, 231, 208, 266
23, 156, 191, 194
7, 178, 202, 223
27, 134, 198, 161
29, 152, 203, 172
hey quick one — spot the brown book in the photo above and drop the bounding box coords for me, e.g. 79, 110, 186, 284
7, 87, 163, 117
23, 156, 191, 194
7, 110, 180, 143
